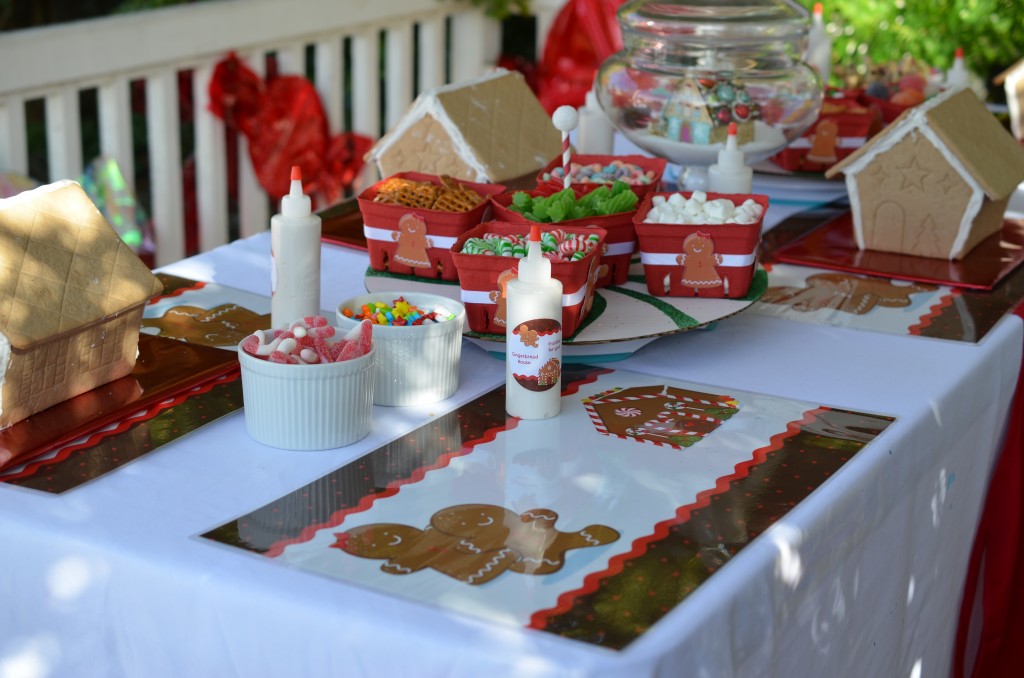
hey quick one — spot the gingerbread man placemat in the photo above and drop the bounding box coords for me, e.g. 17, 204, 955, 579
752, 262, 960, 339
202, 365, 893, 649
758, 202, 1024, 343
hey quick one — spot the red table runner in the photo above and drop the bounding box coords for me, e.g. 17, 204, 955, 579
956, 303, 1024, 677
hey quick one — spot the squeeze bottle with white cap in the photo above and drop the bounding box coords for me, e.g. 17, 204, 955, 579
578, 89, 615, 155
271, 165, 322, 328
707, 122, 753, 194
506, 224, 563, 420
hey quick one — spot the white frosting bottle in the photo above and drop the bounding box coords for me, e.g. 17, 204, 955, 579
707, 122, 753, 194
577, 89, 615, 155
805, 2, 832, 86
271, 165, 322, 328
945, 47, 969, 91
506, 224, 563, 419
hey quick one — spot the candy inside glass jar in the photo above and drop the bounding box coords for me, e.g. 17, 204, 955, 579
595, 0, 824, 169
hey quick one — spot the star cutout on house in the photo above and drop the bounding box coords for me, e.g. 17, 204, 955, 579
899, 156, 930, 192
872, 161, 891, 185
936, 170, 958, 194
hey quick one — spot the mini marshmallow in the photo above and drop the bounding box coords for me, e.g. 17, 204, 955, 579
644, 193, 764, 225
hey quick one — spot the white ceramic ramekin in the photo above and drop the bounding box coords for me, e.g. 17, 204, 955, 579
336, 292, 465, 406
237, 340, 375, 450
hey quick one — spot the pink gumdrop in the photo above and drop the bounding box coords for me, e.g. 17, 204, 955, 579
313, 325, 336, 339
296, 334, 316, 348
313, 336, 333, 364
357, 319, 373, 354
268, 350, 290, 363
331, 339, 349, 362
277, 337, 298, 355
339, 320, 373, 360
338, 340, 362, 361
241, 334, 260, 355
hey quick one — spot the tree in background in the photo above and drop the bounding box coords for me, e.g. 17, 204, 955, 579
796, 0, 1022, 100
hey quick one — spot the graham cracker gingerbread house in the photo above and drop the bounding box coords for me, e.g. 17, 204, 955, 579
825, 87, 1024, 260
0, 181, 164, 428
993, 58, 1024, 142
366, 69, 563, 184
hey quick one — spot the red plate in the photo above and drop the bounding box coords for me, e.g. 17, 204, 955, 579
773, 211, 1024, 291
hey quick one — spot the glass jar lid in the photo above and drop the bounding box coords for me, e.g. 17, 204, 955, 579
618, 0, 810, 46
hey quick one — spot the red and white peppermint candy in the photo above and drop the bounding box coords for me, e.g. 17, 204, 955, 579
558, 234, 590, 255
615, 407, 643, 418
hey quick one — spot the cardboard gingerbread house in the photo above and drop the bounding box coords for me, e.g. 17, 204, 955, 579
366, 70, 563, 184
825, 87, 1024, 260
0, 181, 164, 427
993, 58, 1024, 142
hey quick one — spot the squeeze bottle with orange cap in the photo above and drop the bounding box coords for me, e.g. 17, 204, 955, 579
506, 224, 563, 419
707, 123, 753, 194
945, 47, 969, 90
805, 2, 832, 85
271, 166, 322, 328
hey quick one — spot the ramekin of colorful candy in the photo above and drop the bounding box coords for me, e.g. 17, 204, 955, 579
535, 154, 667, 199
236, 316, 376, 450
490, 181, 639, 288
632, 191, 769, 298
357, 172, 506, 281
336, 292, 466, 407
450, 221, 607, 337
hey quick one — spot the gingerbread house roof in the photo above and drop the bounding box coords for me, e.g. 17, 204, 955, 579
826, 87, 1024, 201
993, 58, 1024, 86
0, 181, 163, 349
366, 69, 562, 184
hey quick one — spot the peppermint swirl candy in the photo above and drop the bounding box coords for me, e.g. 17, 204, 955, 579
614, 407, 643, 418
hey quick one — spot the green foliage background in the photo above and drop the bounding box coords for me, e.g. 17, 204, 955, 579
793, 0, 1022, 96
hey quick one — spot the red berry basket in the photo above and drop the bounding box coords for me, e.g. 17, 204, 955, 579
534, 154, 667, 198
771, 96, 878, 173
449, 221, 607, 337
490, 190, 638, 288
633, 192, 769, 298
357, 172, 505, 281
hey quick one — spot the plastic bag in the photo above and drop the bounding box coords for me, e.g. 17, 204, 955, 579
208, 52, 371, 205
535, 0, 627, 112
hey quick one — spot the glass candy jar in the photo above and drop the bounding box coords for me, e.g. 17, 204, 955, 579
595, 0, 823, 168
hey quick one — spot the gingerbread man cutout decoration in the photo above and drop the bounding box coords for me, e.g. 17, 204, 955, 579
141, 304, 271, 346
761, 273, 938, 315
677, 231, 723, 291
430, 504, 619, 576
392, 213, 432, 268
806, 118, 839, 166
333, 504, 619, 585
515, 323, 540, 348
333, 522, 519, 585
488, 268, 518, 328
580, 256, 608, 319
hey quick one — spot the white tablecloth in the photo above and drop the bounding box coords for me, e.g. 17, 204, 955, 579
1, 181, 1021, 678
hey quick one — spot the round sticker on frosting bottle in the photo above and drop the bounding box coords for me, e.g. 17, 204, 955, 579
508, 318, 562, 392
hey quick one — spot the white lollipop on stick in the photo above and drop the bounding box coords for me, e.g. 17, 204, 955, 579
552, 105, 579, 190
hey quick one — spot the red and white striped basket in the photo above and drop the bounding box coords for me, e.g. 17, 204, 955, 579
632, 192, 768, 298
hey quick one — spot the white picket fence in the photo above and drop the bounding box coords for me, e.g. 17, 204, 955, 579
0, 0, 566, 266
